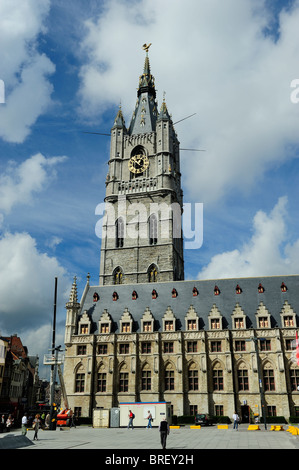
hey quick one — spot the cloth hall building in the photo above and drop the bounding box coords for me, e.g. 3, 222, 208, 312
63, 46, 299, 423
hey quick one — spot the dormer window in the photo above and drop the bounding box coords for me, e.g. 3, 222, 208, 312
98, 310, 112, 335
165, 320, 174, 331
235, 285, 242, 294
258, 283, 264, 293
121, 322, 131, 333
255, 302, 271, 329
208, 304, 223, 330
152, 289, 158, 299
132, 290, 138, 300
78, 311, 91, 335
214, 286, 220, 296
93, 292, 99, 302
100, 323, 110, 333
112, 291, 118, 301
141, 307, 155, 333
192, 287, 198, 297
172, 288, 178, 298
281, 282, 287, 292
120, 308, 133, 334
163, 307, 176, 332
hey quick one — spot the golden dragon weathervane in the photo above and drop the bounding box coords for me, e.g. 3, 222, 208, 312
142, 43, 152, 53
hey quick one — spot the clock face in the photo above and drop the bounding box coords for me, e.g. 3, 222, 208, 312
128, 154, 149, 174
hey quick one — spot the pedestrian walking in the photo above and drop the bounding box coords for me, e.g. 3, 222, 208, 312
159, 417, 170, 449
32, 414, 42, 441
69, 410, 76, 428
127, 410, 134, 430
22, 413, 28, 435
45, 413, 50, 429
146, 410, 153, 429
6, 415, 13, 432
232, 411, 240, 430
0, 415, 5, 433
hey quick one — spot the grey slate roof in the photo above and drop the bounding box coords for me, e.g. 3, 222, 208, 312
79, 275, 299, 334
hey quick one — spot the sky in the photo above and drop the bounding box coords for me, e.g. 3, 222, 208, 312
1, 0, 299, 379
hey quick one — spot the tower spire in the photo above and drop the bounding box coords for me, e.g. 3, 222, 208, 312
128, 43, 158, 135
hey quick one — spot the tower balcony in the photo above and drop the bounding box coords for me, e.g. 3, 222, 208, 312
118, 177, 158, 195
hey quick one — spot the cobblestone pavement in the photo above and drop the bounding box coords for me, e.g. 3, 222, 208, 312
2, 423, 299, 452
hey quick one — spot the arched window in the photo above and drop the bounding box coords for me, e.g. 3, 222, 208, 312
148, 264, 158, 283
119, 364, 129, 392
237, 363, 249, 391
212, 362, 223, 391
141, 363, 151, 391
116, 217, 124, 248
97, 365, 107, 392
188, 363, 199, 391
149, 214, 158, 245
113, 267, 123, 285
164, 363, 175, 391
75, 364, 85, 393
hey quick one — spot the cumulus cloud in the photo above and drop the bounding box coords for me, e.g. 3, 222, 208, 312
0, 152, 71, 364
0, 0, 54, 143
77, 0, 299, 204
0, 153, 67, 216
197, 196, 299, 279
0, 231, 71, 333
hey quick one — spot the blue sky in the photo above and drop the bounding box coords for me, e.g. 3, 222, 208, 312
1, 0, 299, 378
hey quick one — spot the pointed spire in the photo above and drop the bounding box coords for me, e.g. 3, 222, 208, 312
157, 92, 171, 121
112, 103, 127, 130
128, 44, 158, 135
69, 276, 78, 304
138, 44, 156, 99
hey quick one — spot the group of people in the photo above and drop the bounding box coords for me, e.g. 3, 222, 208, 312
128, 410, 170, 449
0, 414, 14, 433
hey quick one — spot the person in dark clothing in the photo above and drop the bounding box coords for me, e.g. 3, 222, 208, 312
159, 417, 170, 449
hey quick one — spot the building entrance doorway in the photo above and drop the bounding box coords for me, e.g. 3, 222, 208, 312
241, 405, 250, 423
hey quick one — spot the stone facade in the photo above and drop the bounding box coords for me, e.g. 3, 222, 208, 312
63, 276, 299, 421
62, 48, 299, 423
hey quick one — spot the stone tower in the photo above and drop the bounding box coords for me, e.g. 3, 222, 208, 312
99, 46, 184, 285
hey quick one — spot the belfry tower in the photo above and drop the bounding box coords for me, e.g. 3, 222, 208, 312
99, 45, 184, 285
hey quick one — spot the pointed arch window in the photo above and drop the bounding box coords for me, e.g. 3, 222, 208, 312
113, 267, 123, 285
116, 217, 124, 248
97, 365, 107, 392
148, 264, 158, 283
149, 213, 158, 245
165, 363, 175, 391
141, 364, 151, 391
188, 363, 199, 391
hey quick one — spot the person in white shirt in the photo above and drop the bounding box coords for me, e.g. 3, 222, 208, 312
22, 413, 28, 435
232, 412, 240, 430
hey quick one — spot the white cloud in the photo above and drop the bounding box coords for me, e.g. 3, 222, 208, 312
77, 0, 299, 204
0, 0, 54, 143
197, 196, 299, 279
0, 153, 67, 215
0, 231, 71, 333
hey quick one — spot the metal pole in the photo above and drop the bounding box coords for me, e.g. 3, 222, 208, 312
49, 277, 58, 430
254, 337, 267, 430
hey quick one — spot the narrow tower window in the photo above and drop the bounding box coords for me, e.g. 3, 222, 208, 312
116, 217, 124, 248
149, 214, 158, 245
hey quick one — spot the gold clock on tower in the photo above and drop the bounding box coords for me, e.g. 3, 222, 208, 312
128, 154, 149, 174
